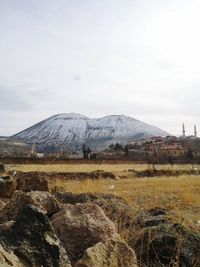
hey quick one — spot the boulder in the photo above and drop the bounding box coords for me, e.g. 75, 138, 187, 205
76, 234, 138, 267
54, 192, 135, 229
0, 204, 72, 267
51, 203, 117, 263
27, 190, 61, 216
0, 190, 60, 223
0, 163, 5, 173
16, 171, 49, 192
0, 175, 16, 197
130, 216, 200, 267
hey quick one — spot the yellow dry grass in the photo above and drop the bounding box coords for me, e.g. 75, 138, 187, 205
6, 163, 200, 228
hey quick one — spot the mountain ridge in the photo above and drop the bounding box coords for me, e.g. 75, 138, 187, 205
12, 113, 169, 152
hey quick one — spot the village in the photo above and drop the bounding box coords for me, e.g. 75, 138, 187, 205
95, 124, 200, 163
2, 124, 200, 164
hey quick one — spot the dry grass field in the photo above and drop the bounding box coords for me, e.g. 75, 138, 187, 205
6, 163, 200, 230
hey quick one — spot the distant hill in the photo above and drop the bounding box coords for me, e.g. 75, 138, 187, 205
12, 113, 169, 152
0, 137, 30, 157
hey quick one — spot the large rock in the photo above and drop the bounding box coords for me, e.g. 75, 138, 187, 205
0, 175, 16, 197
0, 163, 5, 173
76, 234, 138, 267
51, 203, 117, 263
27, 190, 61, 216
0, 190, 60, 223
0, 204, 72, 267
130, 209, 200, 267
54, 192, 135, 229
16, 171, 49, 192
0, 243, 23, 267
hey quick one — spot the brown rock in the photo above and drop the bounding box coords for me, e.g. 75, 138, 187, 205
51, 203, 117, 263
27, 190, 61, 216
16, 171, 49, 192
0, 190, 60, 223
0, 175, 16, 197
54, 192, 135, 229
76, 234, 138, 267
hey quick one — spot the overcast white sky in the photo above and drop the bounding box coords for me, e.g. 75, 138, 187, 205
0, 0, 200, 136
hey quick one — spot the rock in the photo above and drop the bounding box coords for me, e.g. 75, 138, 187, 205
16, 171, 49, 192
0, 199, 6, 213
51, 203, 117, 263
135, 207, 168, 228
0, 190, 60, 223
0, 204, 72, 267
0, 175, 16, 197
0, 163, 5, 173
75, 234, 138, 267
0, 243, 23, 267
27, 190, 61, 216
132, 223, 200, 267
54, 192, 135, 229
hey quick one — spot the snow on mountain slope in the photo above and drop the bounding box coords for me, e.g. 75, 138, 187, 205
12, 113, 169, 152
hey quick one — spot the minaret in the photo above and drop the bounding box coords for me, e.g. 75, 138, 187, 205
182, 123, 186, 138
31, 143, 36, 154
194, 124, 197, 138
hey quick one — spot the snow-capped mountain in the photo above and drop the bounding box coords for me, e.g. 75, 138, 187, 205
12, 113, 169, 152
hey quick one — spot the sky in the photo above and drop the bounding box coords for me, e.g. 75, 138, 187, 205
0, 0, 200, 136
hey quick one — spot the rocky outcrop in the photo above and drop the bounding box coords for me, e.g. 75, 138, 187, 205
51, 203, 117, 263
0, 204, 72, 267
0, 175, 16, 197
0, 190, 60, 222
16, 171, 49, 192
76, 234, 138, 267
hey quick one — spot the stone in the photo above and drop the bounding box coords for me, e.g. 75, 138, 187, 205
0, 175, 16, 197
51, 203, 117, 263
54, 192, 135, 229
27, 190, 61, 216
0, 204, 72, 267
132, 222, 200, 267
135, 207, 168, 228
75, 234, 138, 267
0, 190, 60, 223
0, 243, 23, 267
16, 171, 49, 192
0, 163, 5, 173
0, 199, 6, 213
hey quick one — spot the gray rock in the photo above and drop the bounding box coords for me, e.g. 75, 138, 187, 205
0, 204, 72, 267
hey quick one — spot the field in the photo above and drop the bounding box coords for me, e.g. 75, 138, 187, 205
6, 163, 200, 229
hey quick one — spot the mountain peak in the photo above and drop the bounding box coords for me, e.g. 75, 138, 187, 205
12, 113, 169, 152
